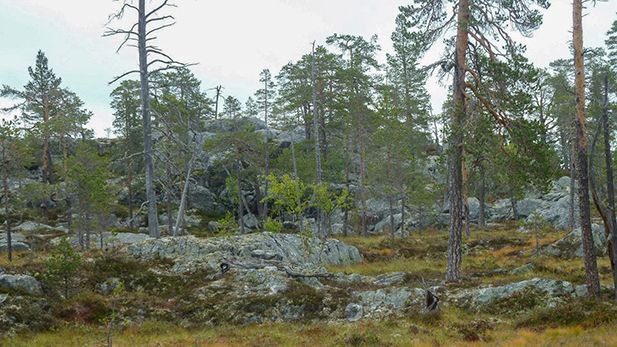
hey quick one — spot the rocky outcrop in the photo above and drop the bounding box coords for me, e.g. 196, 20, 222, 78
477, 176, 577, 229
13, 221, 67, 234
128, 232, 363, 274
449, 278, 575, 311
54, 232, 151, 249
188, 184, 226, 216
543, 224, 606, 259
351, 287, 426, 319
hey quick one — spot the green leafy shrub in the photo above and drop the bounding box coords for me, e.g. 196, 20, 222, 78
263, 217, 283, 233
218, 212, 239, 234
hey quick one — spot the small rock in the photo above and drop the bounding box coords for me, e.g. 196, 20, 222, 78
98, 277, 122, 295
574, 284, 588, 297
509, 263, 535, 275
345, 303, 363, 322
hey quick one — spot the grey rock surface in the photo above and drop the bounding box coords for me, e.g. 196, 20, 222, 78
0, 274, 42, 296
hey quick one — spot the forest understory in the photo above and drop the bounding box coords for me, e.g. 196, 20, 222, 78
3, 225, 617, 347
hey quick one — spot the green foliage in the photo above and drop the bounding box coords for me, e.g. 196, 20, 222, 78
312, 183, 349, 216
45, 238, 82, 298
264, 174, 309, 219
67, 143, 114, 246
217, 212, 239, 234
263, 217, 283, 233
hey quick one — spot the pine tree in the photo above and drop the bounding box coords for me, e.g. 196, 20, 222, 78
111, 80, 143, 231
402, 0, 550, 281
1, 50, 62, 184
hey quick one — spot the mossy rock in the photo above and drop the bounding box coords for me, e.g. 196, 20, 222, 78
481, 287, 548, 315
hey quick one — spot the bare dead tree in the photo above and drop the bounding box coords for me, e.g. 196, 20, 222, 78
311, 41, 324, 236
105, 0, 192, 238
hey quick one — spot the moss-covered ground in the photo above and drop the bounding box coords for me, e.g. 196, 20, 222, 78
4, 224, 617, 346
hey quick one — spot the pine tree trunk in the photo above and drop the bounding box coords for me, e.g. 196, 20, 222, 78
138, 0, 159, 238
214, 86, 221, 120
343, 134, 351, 237
62, 137, 68, 179
311, 43, 324, 235
237, 163, 245, 234
174, 145, 196, 236
42, 100, 52, 183
263, 81, 270, 224
510, 192, 518, 220
388, 196, 395, 239
85, 212, 91, 250
446, 0, 469, 282
290, 131, 298, 179
601, 73, 617, 299
401, 194, 406, 234
311, 43, 323, 184
127, 161, 134, 231
569, 158, 576, 231
573, 0, 600, 297
3, 171, 12, 262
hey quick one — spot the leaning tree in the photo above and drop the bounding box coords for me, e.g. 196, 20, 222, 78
105, 0, 191, 238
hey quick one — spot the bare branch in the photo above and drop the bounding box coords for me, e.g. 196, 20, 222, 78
146, 15, 175, 25
108, 70, 140, 85
147, 22, 176, 37
146, 0, 177, 19
106, 1, 139, 25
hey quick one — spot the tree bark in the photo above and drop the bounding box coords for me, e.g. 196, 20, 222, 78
342, 134, 351, 237
42, 99, 52, 184
388, 195, 395, 239
139, 0, 159, 238
290, 130, 298, 179
569, 157, 576, 231
174, 139, 197, 236
359, 132, 368, 236
311, 42, 323, 184
262, 80, 270, 224
312, 42, 324, 235
572, 0, 600, 297
601, 73, 617, 299
237, 163, 245, 234
401, 194, 406, 234
127, 160, 134, 231
446, 0, 469, 282
214, 85, 222, 120
510, 192, 518, 220
3, 166, 12, 262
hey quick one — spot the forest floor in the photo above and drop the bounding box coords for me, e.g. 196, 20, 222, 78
5, 224, 617, 347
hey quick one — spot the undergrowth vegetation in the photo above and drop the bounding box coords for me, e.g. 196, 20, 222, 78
4, 225, 617, 346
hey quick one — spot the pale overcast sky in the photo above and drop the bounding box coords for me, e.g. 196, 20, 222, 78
1, 0, 616, 137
